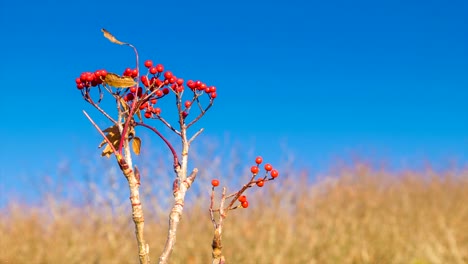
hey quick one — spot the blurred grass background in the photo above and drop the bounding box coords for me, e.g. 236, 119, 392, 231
1, 161, 467, 263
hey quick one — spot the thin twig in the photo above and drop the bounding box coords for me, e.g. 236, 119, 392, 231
83, 110, 119, 156
136, 122, 179, 168
188, 128, 204, 144
187, 100, 214, 129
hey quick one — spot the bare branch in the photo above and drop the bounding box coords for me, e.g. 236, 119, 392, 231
188, 128, 204, 144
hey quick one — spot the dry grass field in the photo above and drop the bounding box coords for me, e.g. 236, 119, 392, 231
1, 164, 467, 263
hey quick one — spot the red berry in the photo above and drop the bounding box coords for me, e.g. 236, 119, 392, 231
144, 60, 153, 68
125, 93, 134, 101
184, 101, 192, 108
80, 73, 87, 82
198, 83, 206, 91
144, 111, 152, 118
156, 64, 164, 73
164, 71, 173, 79
152, 107, 161, 115
238, 195, 247, 203
211, 179, 219, 187
139, 102, 148, 110
256, 180, 264, 187
152, 77, 163, 87
100, 69, 107, 77
156, 90, 163, 97
86, 73, 94, 82
176, 78, 184, 85
255, 156, 263, 165
270, 169, 279, 178
194, 80, 201, 88
141, 75, 149, 86
251, 166, 259, 174
75, 77, 82, 84
149, 67, 158, 75
151, 98, 157, 104
130, 86, 137, 93
131, 69, 138, 78
264, 164, 273, 171
241, 201, 249, 208
210, 92, 217, 98
77, 82, 85, 89
187, 80, 196, 89
124, 68, 132, 76
162, 88, 169, 94
168, 77, 176, 84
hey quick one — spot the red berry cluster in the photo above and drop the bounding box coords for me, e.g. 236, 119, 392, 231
75, 59, 217, 120
250, 156, 279, 183
211, 156, 279, 210
75, 70, 108, 90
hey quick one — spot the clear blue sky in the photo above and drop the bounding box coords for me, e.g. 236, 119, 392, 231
0, 0, 467, 203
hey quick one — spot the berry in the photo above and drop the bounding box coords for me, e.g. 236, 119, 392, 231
182, 111, 188, 118
155, 90, 163, 97
176, 78, 184, 85
144, 111, 152, 118
80, 73, 88, 82
211, 179, 219, 187
241, 201, 249, 208
187, 80, 196, 89
156, 64, 164, 73
144, 60, 153, 68
75, 77, 82, 84
256, 180, 264, 187
270, 169, 279, 178
251, 166, 259, 174
149, 67, 158, 75
152, 107, 161, 115
100, 69, 108, 77
139, 102, 148, 110
184, 101, 192, 108
124, 93, 134, 101
131, 69, 138, 78
77, 83, 85, 89
255, 156, 263, 164
130, 86, 137, 93
124, 68, 132, 76
162, 88, 169, 94
264, 163, 273, 171
86, 73, 94, 82
198, 83, 206, 91
141, 75, 149, 87
151, 98, 157, 104
238, 195, 247, 203
210, 92, 217, 98
164, 71, 173, 80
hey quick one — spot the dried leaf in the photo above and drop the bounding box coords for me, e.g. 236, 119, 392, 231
132, 137, 141, 155
101, 28, 125, 45
98, 125, 137, 158
120, 98, 129, 112
103, 73, 137, 88
136, 109, 142, 122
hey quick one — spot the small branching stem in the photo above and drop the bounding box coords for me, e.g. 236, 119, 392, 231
211, 187, 227, 264
136, 122, 179, 168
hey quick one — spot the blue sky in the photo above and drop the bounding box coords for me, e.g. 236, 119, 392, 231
0, 0, 467, 203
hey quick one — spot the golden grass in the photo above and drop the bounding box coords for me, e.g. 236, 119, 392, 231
1, 164, 467, 263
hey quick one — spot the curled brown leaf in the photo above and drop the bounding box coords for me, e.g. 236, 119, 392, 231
101, 28, 125, 45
